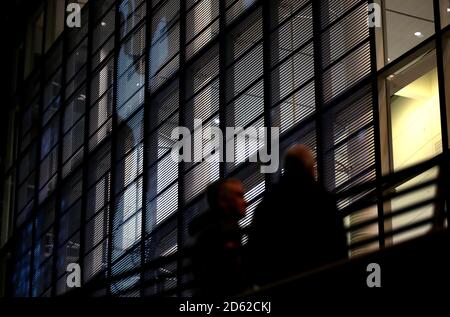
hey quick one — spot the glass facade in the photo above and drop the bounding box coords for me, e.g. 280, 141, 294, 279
2, 0, 450, 296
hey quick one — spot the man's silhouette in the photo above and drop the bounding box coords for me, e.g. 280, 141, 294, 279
247, 144, 347, 286
189, 179, 248, 297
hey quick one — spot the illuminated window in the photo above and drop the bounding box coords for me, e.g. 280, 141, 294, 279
386, 49, 442, 243
382, 0, 435, 64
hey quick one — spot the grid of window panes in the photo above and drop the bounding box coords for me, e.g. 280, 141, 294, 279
7, 0, 450, 297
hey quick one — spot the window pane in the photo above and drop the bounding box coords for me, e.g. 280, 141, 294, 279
440, 0, 450, 27
387, 49, 441, 244
24, 9, 44, 78
384, 0, 435, 64
45, 0, 65, 52
186, 0, 219, 59
149, 0, 180, 92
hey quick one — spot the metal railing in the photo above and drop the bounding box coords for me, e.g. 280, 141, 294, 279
1, 153, 448, 297
54, 152, 450, 297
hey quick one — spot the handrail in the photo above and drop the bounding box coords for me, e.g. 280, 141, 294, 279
2, 153, 448, 297
61, 153, 450, 296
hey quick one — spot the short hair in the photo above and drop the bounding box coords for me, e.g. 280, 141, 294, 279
284, 144, 315, 178
206, 178, 240, 209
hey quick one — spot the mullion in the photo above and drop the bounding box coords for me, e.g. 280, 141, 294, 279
27, 0, 49, 297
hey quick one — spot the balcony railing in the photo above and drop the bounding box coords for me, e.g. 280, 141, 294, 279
50, 152, 450, 297
1, 152, 449, 296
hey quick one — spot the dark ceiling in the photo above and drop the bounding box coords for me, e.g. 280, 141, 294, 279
0, 0, 44, 94
0, 0, 45, 188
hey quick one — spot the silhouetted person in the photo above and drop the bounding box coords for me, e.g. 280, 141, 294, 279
432, 165, 447, 231
189, 179, 248, 297
247, 144, 347, 286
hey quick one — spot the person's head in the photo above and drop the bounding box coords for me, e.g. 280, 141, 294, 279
207, 179, 247, 219
284, 144, 316, 180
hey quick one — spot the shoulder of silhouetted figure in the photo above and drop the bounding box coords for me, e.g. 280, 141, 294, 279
245, 173, 348, 284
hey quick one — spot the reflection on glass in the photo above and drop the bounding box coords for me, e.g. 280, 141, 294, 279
441, 0, 450, 27
150, 18, 169, 78
243, 0, 255, 9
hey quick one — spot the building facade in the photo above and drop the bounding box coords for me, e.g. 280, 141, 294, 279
1, 0, 450, 296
